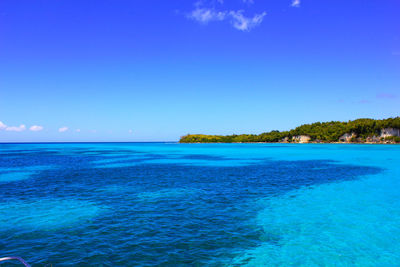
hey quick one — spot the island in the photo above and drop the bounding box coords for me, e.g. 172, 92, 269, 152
180, 117, 400, 144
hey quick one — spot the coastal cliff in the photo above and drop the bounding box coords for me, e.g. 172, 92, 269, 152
180, 117, 400, 144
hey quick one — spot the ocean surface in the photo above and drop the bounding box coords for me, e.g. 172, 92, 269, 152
0, 143, 399, 266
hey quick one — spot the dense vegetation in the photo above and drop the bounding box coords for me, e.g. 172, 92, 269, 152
180, 117, 400, 143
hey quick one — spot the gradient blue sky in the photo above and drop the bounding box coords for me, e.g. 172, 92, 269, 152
0, 0, 399, 142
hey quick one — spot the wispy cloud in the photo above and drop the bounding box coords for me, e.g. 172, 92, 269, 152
188, 8, 226, 23
291, 0, 301, 7
76, 129, 81, 132
58, 126, 68, 132
243, 0, 254, 4
229, 10, 266, 31
376, 93, 397, 99
0, 121, 27, 132
358, 99, 370, 104
187, 7, 266, 31
6, 124, 26, 132
128, 129, 133, 134
29, 125, 44, 132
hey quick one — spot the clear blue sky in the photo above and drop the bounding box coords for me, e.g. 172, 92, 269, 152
0, 0, 399, 142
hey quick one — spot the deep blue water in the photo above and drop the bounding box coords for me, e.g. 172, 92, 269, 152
0, 143, 399, 266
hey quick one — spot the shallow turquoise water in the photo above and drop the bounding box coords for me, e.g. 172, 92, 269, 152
0, 143, 399, 266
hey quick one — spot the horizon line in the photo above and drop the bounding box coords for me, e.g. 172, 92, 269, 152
0, 141, 178, 144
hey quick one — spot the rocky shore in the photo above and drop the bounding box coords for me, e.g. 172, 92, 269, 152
180, 118, 400, 144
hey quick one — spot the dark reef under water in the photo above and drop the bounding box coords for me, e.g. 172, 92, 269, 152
0, 143, 384, 266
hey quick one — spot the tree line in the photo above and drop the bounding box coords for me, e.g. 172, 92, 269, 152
180, 117, 400, 143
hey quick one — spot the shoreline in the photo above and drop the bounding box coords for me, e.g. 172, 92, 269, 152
179, 142, 400, 145
180, 118, 400, 144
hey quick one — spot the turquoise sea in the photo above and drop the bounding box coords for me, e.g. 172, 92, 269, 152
0, 143, 399, 266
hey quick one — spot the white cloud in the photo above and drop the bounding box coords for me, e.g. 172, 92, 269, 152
0, 121, 6, 130
188, 7, 266, 31
76, 129, 81, 132
243, 0, 254, 4
6, 124, 26, 132
0, 121, 27, 132
29, 125, 44, 132
128, 129, 133, 134
291, 0, 300, 7
188, 8, 227, 23
58, 127, 68, 133
229, 10, 266, 31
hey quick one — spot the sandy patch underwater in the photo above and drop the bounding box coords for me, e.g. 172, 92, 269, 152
232, 145, 400, 266
0, 143, 399, 266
